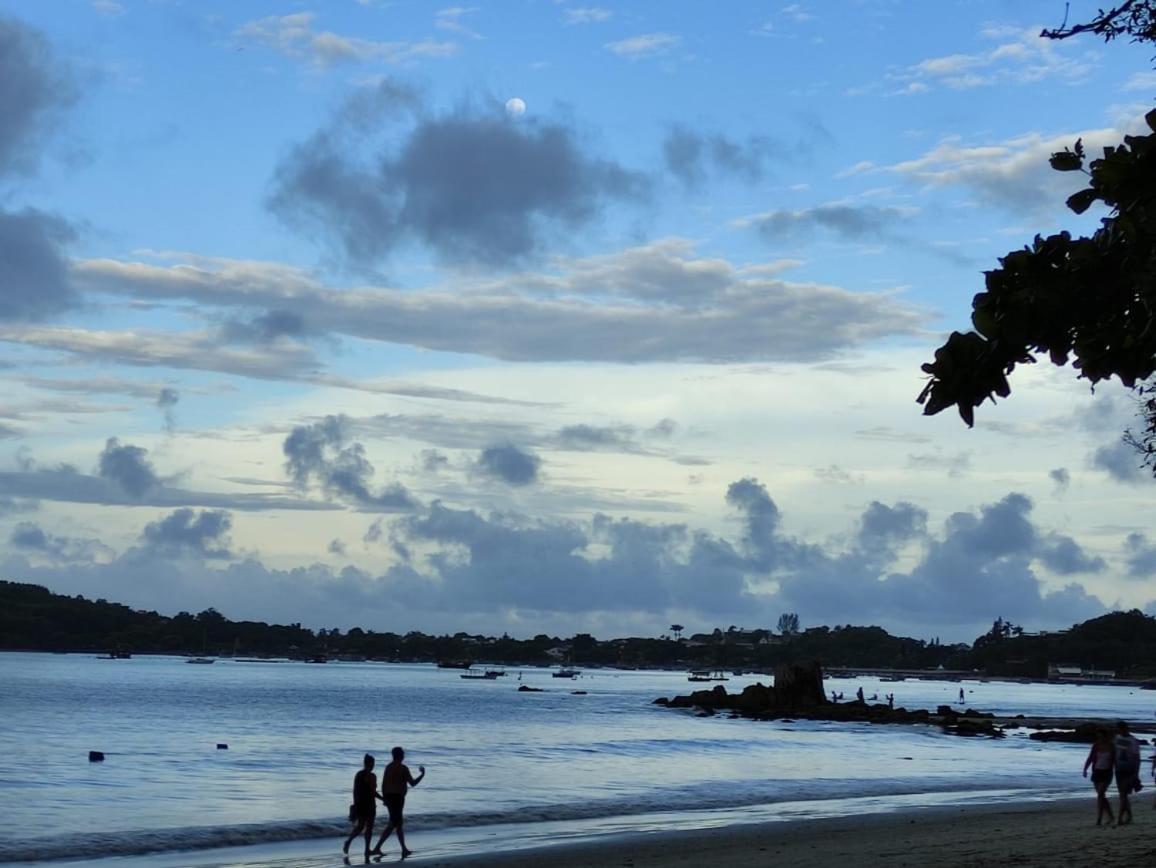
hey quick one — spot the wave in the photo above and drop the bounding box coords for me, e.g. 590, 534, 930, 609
0, 779, 1071, 864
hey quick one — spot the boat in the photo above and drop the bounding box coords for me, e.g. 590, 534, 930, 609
306, 654, 328, 664
437, 660, 473, 669
460, 670, 499, 680
485, 669, 507, 678
688, 669, 730, 682
98, 650, 132, 660
552, 667, 581, 678
186, 657, 216, 665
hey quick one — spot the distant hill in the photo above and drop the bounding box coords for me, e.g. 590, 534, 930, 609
4, 580, 1155, 676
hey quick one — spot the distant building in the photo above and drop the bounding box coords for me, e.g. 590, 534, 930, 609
1048, 663, 1115, 681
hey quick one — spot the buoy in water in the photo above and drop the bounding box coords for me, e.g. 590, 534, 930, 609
88, 751, 105, 762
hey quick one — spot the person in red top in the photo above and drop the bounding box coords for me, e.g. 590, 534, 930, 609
370, 746, 426, 859
343, 754, 380, 857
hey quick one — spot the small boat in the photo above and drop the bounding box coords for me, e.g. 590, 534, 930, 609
98, 650, 132, 660
552, 667, 581, 678
688, 670, 730, 682
438, 660, 473, 669
186, 657, 216, 665
460, 670, 499, 680
306, 654, 328, 664
485, 669, 507, 678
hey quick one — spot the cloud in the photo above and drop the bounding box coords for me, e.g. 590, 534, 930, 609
556, 424, 637, 452
328, 538, 347, 556
0, 17, 76, 176
283, 415, 415, 511
234, 13, 456, 68
858, 500, 927, 550
0, 443, 337, 512
9, 521, 109, 562
0, 483, 1109, 640
907, 450, 971, 478
268, 85, 649, 268
813, 464, 864, 485
662, 126, 780, 188
74, 239, 926, 364
747, 204, 916, 242
435, 7, 481, 39
141, 508, 233, 559
98, 437, 160, 498
476, 444, 541, 486
564, 7, 612, 25
91, 0, 125, 16
604, 32, 681, 60
1036, 533, 1106, 575
419, 449, 450, 473
1049, 467, 1070, 492
895, 26, 1092, 94
157, 386, 179, 432
1091, 439, 1148, 485
0, 208, 77, 320
1125, 532, 1156, 578
884, 116, 1148, 215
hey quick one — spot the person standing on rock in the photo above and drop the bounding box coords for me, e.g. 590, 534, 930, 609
856, 686, 864, 703
1084, 729, 1116, 826
1114, 720, 1142, 825
369, 746, 425, 859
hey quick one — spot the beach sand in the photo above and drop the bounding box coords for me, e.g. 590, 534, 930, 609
48, 795, 1156, 868
432, 798, 1156, 868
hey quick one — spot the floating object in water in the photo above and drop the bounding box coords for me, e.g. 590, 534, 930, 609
518, 685, 544, 692
88, 751, 105, 762
216, 743, 228, 750
571, 690, 588, 695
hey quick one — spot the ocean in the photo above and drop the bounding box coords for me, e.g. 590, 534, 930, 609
0, 653, 1149, 865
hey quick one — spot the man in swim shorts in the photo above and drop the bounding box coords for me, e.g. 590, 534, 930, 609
370, 746, 426, 859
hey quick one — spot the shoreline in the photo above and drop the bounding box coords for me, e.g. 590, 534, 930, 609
8, 791, 1139, 868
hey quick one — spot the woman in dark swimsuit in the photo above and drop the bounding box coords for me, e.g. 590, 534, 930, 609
343, 754, 379, 857
1084, 729, 1116, 826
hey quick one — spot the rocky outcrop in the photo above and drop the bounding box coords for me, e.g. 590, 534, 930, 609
1029, 722, 1104, 743
654, 661, 1004, 737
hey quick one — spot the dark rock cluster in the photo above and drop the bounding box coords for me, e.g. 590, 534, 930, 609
654, 661, 1005, 738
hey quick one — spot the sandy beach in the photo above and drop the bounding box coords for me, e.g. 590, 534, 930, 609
431, 799, 1156, 868
34, 796, 1153, 868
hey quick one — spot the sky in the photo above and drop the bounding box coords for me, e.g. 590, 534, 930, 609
1, 0, 1155, 643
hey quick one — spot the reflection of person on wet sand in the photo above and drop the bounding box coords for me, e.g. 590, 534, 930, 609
1084, 729, 1116, 826
343, 754, 380, 858
370, 746, 426, 860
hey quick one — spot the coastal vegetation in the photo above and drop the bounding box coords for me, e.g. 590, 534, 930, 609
6, 580, 1156, 677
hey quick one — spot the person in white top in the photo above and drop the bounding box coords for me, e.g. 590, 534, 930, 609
1083, 728, 1116, 826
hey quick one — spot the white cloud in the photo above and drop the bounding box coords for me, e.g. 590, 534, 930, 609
70, 239, 928, 365
892, 25, 1094, 94
564, 7, 612, 25
604, 32, 681, 60
234, 12, 457, 68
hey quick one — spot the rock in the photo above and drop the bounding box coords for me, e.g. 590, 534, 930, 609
936, 705, 954, 717
772, 661, 827, 707
518, 685, 544, 692
88, 751, 105, 762
1029, 722, 1103, 743
653, 697, 670, 705
571, 690, 587, 695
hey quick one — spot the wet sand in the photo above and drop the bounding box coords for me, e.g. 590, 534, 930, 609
19, 795, 1153, 868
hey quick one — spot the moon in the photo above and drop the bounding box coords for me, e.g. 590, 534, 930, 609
505, 97, 526, 117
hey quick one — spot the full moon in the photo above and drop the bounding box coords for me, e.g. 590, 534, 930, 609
505, 97, 526, 117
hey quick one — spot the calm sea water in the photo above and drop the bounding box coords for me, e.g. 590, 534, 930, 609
0, 653, 1152, 864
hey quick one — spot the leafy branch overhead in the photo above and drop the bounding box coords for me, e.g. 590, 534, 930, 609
917, 109, 1156, 427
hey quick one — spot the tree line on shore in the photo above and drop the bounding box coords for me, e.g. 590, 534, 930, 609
4, 580, 1156, 677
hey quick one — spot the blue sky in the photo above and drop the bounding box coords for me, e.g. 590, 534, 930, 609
1, 0, 1154, 641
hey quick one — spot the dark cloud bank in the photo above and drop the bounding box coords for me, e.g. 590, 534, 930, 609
269, 83, 649, 268
3, 477, 1110, 642
0, 16, 79, 321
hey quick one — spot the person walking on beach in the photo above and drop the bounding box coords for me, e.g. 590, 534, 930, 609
370, 746, 426, 859
1114, 720, 1142, 825
343, 754, 380, 858
1084, 729, 1116, 826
